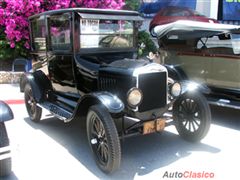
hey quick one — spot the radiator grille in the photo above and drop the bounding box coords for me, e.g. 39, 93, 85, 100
138, 72, 167, 112
99, 77, 117, 90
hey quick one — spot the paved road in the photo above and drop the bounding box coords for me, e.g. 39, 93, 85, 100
1, 84, 240, 180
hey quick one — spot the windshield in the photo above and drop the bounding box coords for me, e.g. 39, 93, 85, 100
80, 19, 134, 49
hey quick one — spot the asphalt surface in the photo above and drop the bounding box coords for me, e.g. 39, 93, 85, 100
1, 84, 240, 180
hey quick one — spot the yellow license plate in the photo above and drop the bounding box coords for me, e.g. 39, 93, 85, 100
143, 118, 166, 135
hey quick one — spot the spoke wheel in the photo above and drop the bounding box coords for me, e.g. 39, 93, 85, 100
173, 92, 211, 142
24, 84, 42, 122
0, 122, 11, 176
86, 105, 121, 173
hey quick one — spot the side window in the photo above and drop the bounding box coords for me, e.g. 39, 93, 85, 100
49, 14, 71, 51
31, 16, 46, 51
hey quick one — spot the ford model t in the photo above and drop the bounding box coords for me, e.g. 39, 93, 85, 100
20, 8, 211, 173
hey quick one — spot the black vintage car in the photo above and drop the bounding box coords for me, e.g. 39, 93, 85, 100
20, 8, 211, 173
0, 101, 14, 176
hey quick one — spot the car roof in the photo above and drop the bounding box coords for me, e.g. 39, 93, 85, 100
29, 8, 143, 20
153, 20, 240, 39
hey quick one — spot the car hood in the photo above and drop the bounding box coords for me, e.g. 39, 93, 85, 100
108, 58, 149, 69
101, 58, 167, 77
153, 20, 240, 39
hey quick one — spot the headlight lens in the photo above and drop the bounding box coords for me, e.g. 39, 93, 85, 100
171, 82, 182, 97
127, 88, 143, 107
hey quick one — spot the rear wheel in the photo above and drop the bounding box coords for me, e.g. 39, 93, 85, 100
24, 84, 42, 122
173, 92, 211, 142
0, 123, 11, 176
86, 104, 121, 173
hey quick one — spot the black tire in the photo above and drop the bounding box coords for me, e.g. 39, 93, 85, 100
0, 123, 11, 176
24, 84, 42, 122
173, 92, 211, 142
86, 104, 121, 173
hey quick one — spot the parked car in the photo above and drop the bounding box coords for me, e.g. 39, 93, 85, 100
20, 8, 211, 173
152, 20, 240, 109
149, 6, 219, 36
0, 101, 14, 176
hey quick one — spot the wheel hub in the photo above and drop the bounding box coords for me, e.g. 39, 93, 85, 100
186, 113, 195, 120
91, 138, 98, 145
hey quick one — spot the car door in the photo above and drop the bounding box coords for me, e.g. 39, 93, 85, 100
165, 38, 210, 84
47, 13, 77, 93
205, 37, 240, 89
208, 56, 240, 89
176, 53, 210, 84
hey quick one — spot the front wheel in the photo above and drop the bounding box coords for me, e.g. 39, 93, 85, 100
86, 104, 121, 173
0, 123, 11, 176
24, 84, 42, 122
173, 92, 211, 142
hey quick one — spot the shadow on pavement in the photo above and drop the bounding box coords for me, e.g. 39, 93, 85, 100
211, 106, 240, 131
23, 116, 220, 179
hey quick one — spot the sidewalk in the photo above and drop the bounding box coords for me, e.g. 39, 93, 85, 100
0, 84, 24, 104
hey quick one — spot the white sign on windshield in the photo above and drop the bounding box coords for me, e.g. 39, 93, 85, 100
80, 19, 99, 48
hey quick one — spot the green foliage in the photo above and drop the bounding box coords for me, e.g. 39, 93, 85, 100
125, 0, 140, 11
138, 31, 157, 57
0, 36, 29, 61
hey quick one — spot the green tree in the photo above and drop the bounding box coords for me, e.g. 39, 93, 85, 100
124, 0, 140, 11
138, 31, 157, 57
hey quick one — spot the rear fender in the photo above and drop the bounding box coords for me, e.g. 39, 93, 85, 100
22, 70, 52, 102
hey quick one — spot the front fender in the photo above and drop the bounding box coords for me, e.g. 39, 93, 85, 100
91, 92, 125, 114
164, 64, 187, 80
180, 81, 210, 95
0, 101, 14, 122
72, 92, 124, 120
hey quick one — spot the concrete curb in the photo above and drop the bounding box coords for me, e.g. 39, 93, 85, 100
0, 71, 24, 84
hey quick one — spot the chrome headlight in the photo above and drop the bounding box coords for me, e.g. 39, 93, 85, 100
127, 88, 143, 107
170, 82, 182, 97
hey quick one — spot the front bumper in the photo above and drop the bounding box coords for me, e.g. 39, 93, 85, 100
0, 146, 11, 161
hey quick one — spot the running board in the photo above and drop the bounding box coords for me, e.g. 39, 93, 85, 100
40, 101, 73, 122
